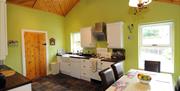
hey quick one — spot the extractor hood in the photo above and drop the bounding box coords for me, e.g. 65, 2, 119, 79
93, 22, 107, 41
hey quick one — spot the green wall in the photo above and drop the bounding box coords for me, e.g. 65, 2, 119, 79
5, 0, 180, 81
64, 0, 180, 81
5, 4, 65, 73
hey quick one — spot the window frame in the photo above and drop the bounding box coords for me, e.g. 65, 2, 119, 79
138, 21, 174, 73
70, 32, 82, 53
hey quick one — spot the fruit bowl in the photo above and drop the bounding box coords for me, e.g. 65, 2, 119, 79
137, 73, 152, 84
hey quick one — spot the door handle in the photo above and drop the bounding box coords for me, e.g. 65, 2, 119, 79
42, 43, 46, 46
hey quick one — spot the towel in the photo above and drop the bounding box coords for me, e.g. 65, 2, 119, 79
91, 58, 97, 72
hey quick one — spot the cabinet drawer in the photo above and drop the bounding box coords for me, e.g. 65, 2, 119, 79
81, 72, 89, 77
62, 57, 71, 62
81, 60, 92, 68
81, 70, 92, 77
81, 59, 91, 63
81, 64, 91, 70
81, 76, 90, 81
81, 67, 91, 73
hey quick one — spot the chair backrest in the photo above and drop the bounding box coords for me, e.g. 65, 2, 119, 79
145, 60, 160, 72
175, 78, 180, 91
99, 68, 115, 91
111, 62, 124, 80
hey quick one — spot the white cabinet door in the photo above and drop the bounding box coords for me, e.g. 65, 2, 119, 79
60, 57, 71, 75
107, 22, 124, 48
70, 58, 81, 79
80, 27, 95, 48
80, 59, 92, 81
0, 0, 7, 60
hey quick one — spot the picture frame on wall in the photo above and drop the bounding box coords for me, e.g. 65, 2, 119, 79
49, 38, 55, 46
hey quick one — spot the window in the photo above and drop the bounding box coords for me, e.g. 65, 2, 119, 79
138, 22, 174, 73
71, 32, 82, 53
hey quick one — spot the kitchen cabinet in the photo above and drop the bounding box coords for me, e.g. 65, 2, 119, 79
0, 0, 8, 60
70, 58, 81, 79
58, 57, 82, 79
57, 56, 120, 82
101, 61, 114, 70
80, 27, 96, 48
80, 59, 92, 81
106, 22, 124, 48
90, 59, 115, 81
60, 57, 71, 75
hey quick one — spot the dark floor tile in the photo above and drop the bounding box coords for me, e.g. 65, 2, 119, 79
32, 73, 97, 91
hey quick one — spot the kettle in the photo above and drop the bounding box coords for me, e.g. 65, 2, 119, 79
0, 73, 6, 89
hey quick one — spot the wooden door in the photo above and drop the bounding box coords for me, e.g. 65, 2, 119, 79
24, 32, 47, 80
38, 33, 47, 77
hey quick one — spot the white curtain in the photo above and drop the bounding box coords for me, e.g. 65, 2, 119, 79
0, 0, 7, 61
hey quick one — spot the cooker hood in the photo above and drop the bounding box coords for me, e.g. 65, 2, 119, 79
93, 22, 107, 41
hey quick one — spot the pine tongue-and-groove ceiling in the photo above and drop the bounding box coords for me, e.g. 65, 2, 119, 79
7, 0, 180, 16
7, 0, 80, 16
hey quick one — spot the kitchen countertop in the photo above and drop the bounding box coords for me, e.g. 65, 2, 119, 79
0, 65, 31, 91
57, 54, 124, 62
100, 58, 124, 62
56, 54, 93, 59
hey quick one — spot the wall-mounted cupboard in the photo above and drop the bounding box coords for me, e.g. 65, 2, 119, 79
106, 22, 124, 48
80, 22, 124, 49
0, 0, 7, 61
80, 27, 96, 48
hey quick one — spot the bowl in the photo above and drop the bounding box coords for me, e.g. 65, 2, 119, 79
137, 73, 152, 84
139, 79, 151, 84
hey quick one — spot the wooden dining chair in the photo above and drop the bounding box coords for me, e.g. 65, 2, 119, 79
111, 61, 124, 81
145, 60, 160, 72
99, 68, 115, 91
175, 77, 180, 91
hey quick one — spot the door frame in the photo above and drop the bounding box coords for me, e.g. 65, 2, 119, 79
21, 29, 49, 76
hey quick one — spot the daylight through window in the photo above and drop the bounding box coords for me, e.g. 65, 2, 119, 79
138, 22, 174, 73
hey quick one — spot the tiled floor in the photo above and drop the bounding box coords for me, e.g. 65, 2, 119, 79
32, 74, 97, 91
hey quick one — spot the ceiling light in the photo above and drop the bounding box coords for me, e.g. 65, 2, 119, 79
129, 0, 152, 8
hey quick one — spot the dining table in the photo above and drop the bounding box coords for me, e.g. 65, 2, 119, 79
106, 69, 174, 91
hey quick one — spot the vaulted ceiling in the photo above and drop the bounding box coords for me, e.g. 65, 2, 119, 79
7, 0, 80, 16
7, 0, 179, 16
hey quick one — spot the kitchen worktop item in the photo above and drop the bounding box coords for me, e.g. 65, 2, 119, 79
0, 65, 31, 91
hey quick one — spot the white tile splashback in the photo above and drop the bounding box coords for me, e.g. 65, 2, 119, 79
96, 48, 107, 53
96, 48, 111, 58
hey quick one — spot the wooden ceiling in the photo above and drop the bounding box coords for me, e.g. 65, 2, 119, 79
7, 0, 179, 16
7, 0, 80, 16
